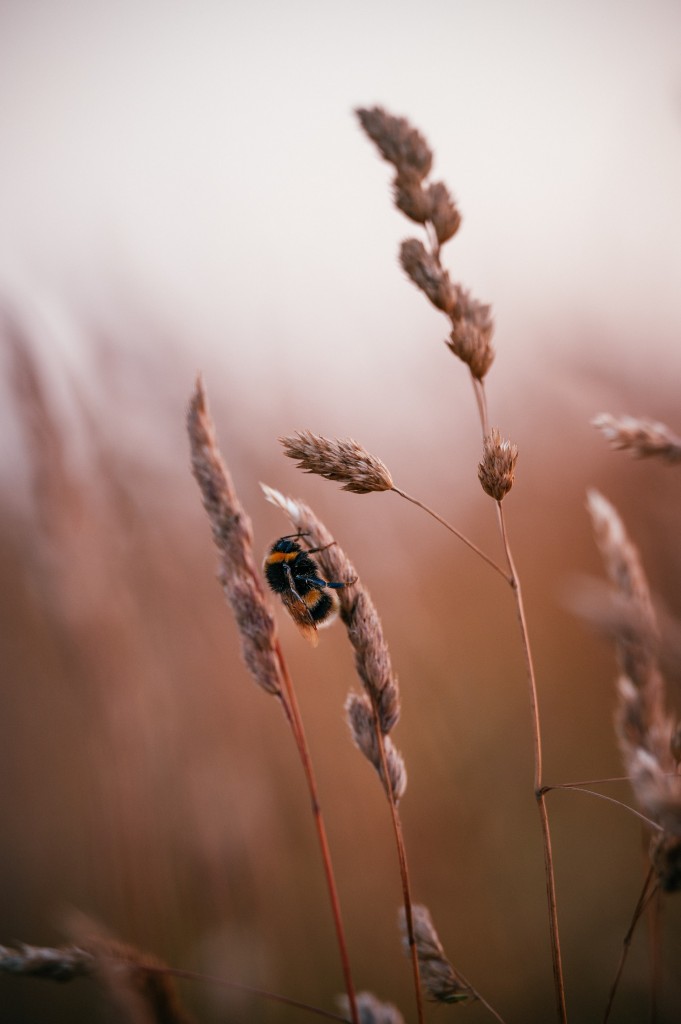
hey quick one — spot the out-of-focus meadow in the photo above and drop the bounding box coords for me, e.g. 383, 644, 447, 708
2, 2, 681, 1022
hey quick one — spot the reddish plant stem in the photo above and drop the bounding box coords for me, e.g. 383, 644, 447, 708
371, 722, 425, 1024
272, 637, 360, 1024
496, 501, 567, 1024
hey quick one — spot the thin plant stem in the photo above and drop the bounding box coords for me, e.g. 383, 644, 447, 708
390, 486, 510, 582
272, 637, 360, 1024
542, 783, 663, 832
372, 719, 425, 1024
472, 377, 490, 438
496, 499, 568, 1024
454, 968, 508, 1024
603, 866, 658, 1023
116, 959, 352, 1023
647, 882, 662, 1024
547, 775, 637, 788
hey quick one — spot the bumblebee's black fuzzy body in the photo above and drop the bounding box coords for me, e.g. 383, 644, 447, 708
263, 536, 349, 644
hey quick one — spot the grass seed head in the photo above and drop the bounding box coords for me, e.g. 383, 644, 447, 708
280, 430, 394, 494
400, 238, 455, 313
593, 413, 681, 463
427, 181, 462, 244
188, 379, 281, 696
346, 693, 407, 803
399, 905, 473, 1005
478, 428, 518, 501
446, 285, 495, 379
356, 106, 433, 181
338, 990, 405, 1024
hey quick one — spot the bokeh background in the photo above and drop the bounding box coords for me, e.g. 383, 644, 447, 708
1, 1, 681, 1021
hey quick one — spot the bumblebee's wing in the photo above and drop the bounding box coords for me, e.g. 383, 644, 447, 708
280, 589, 319, 646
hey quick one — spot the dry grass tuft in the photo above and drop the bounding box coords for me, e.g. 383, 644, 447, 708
280, 430, 394, 494
587, 490, 681, 890
355, 106, 433, 182
0, 944, 93, 982
357, 105, 493, 381
187, 377, 281, 696
478, 428, 519, 502
399, 905, 473, 1005
338, 990, 406, 1024
593, 414, 681, 464
345, 692, 407, 802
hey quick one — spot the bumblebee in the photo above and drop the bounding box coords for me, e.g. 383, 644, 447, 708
263, 534, 354, 645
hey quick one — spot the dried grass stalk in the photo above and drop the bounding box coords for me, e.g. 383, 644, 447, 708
399, 906, 473, 1005
280, 431, 394, 494
190, 399, 360, 1021
355, 106, 433, 181
587, 490, 659, 696
593, 414, 681, 464
446, 286, 495, 381
357, 105, 495, 381
587, 490, 681, 888
346, 693, 407, 803
399, 239, 455, 313
478, 428, 518, 501
188, 378, 281, 695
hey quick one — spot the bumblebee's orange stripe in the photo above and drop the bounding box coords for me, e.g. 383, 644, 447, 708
266, 551, 298, 564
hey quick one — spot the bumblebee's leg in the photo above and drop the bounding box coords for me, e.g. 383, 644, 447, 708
305, 540, 337, 555
294, 575, 329, 590
295, 575, 356, 590
283, 563, 309, 605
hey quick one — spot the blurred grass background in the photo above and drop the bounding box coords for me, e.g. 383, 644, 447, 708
1, 1, 681, 1021
2, 321, 681, 1022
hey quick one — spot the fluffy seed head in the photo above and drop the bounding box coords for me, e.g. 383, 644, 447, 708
188, 379, 281, 695
280, 430, 394, 494
346, 693, 407, 803
356, 106, 433, 180
593, 413, 681, 464
478, 428, 518, 501
588, 490, 681, 889
446, 285, 495, 379
399, 905, 473, 1005
400, 238, 455, 313
427, 181, 462, 243
338, 991, 405, 1024
392, 172, 432, 224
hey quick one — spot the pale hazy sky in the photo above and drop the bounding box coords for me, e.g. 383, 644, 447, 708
0, 0, 680, 414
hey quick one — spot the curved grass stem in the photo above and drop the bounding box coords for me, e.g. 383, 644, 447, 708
496, 500, 567, 1024
391, 486, 510, 582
